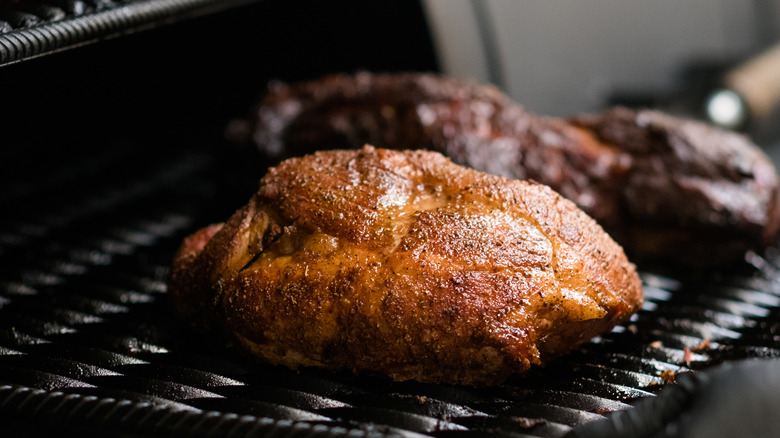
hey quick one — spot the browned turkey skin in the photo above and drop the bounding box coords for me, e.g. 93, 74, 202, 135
168, 146, 642, 386
228, 72, 780, 266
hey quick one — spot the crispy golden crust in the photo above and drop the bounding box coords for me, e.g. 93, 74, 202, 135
168, 146, 642, 385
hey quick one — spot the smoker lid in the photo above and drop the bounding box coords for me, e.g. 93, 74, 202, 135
1, 140, 780, 438
0, 0, 259, 67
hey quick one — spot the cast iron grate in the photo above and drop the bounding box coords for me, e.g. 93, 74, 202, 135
1, 141, 780, 437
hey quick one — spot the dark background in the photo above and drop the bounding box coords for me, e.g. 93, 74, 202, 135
0, 0, 438, 150
0, 0, 439, 220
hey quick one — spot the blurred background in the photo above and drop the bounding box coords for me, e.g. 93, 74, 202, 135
426, 0, 774, 115
422, 0, 780, 150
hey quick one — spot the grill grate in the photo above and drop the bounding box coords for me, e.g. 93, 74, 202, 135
1, 142, 780, 437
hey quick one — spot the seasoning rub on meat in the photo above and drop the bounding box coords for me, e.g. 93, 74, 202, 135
168, 146, 642, 385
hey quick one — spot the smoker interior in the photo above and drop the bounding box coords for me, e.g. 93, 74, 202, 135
2, 2, 780, 437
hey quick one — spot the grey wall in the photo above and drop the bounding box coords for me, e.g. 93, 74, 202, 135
423, 0, 779, 117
